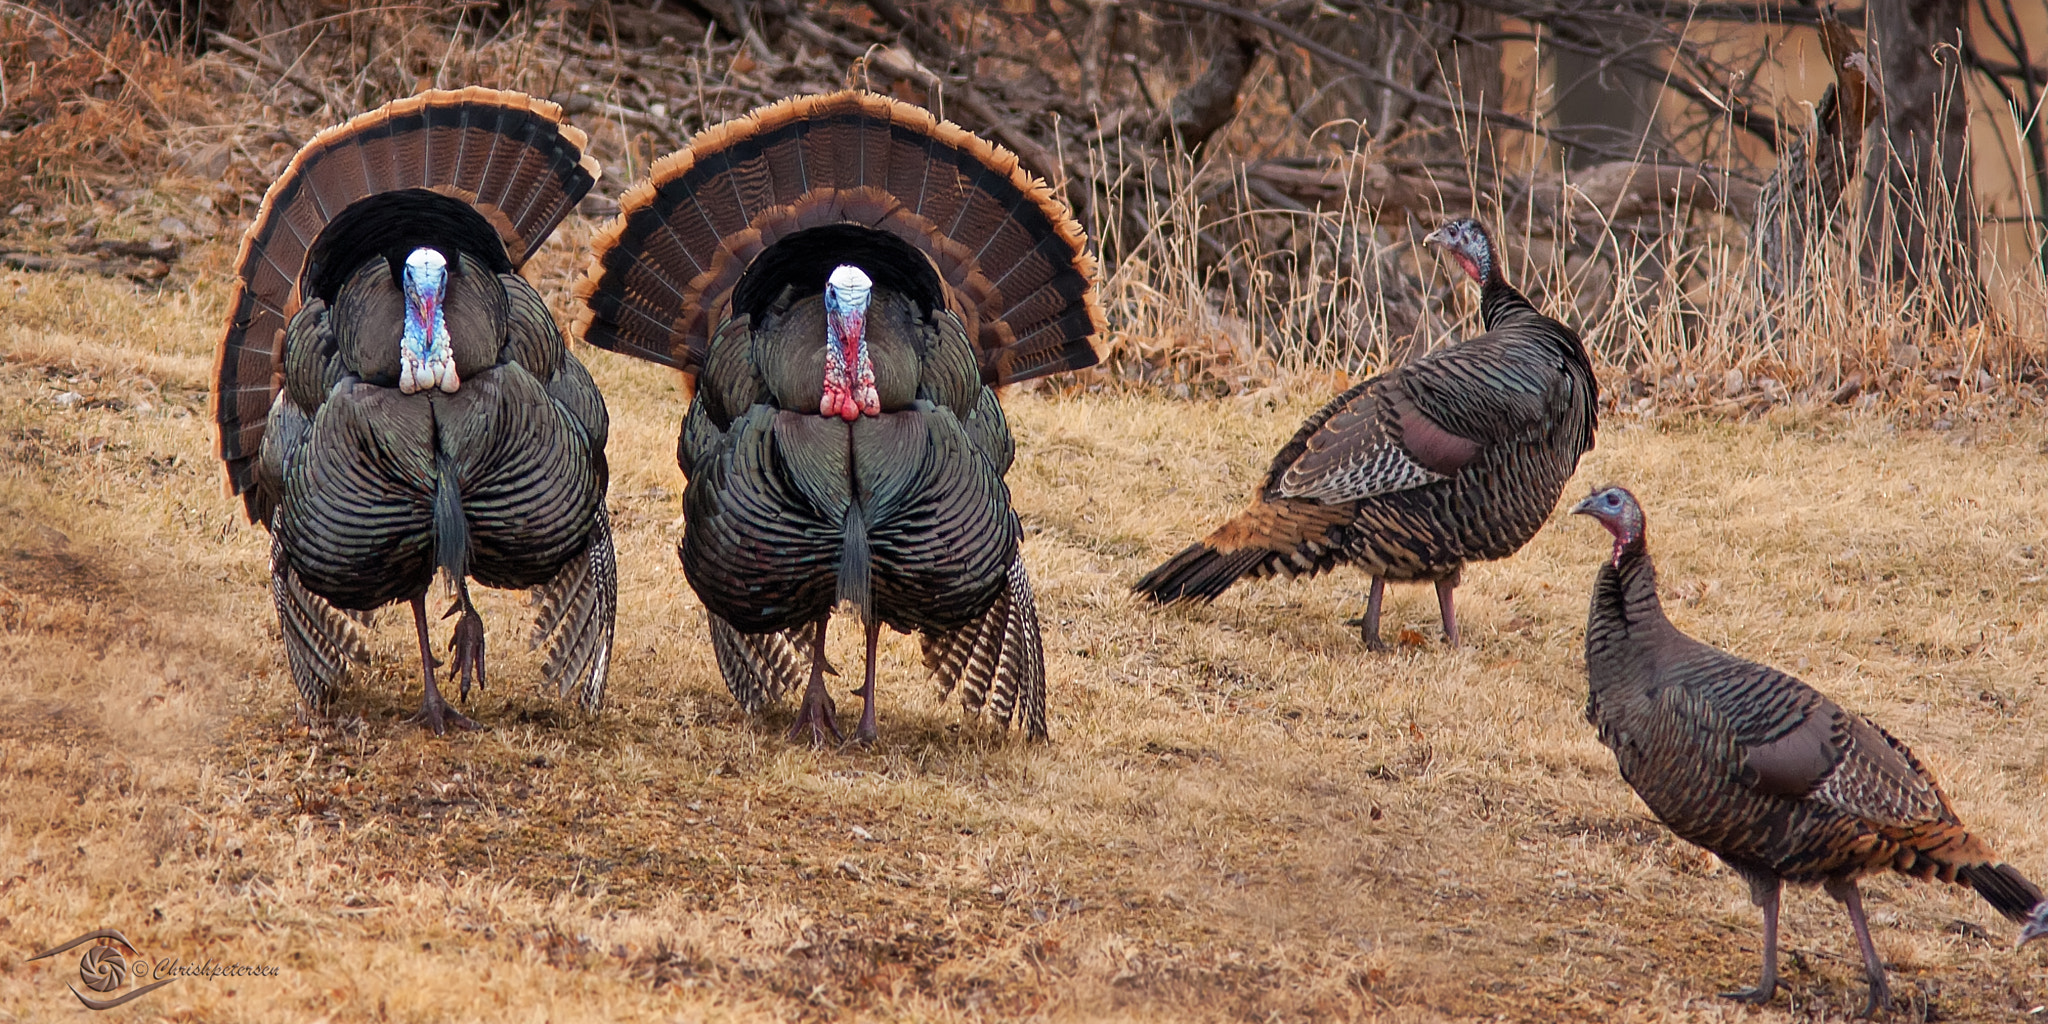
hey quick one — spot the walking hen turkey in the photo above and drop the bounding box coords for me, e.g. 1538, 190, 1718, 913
1574, 486, 2042, 1015
214, 89, 615, 733
575, 91, 1102, 744
1133, 218, 1596, 648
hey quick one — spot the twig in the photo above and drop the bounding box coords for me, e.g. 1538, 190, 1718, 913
1139, 0, 1700, 170
207, 31, 347, 116
779, 11, 1072, 187
862, 0, 953, 60
0, 1, 171, 128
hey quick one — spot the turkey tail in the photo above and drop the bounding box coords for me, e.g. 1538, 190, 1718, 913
1133, 498, 1355, 602
1958, 862, 2044, 925
576, 90, 1103, 387
215, 88, 600, 520
922, 556, 1047, 740
270, 535, 369, 708
528, 507, 617, 711
708, 614, 820, 712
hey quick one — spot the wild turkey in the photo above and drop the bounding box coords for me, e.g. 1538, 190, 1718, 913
213, 88, 615, 733
1573, 485, 2042, 1015
574, 91, 1101, 744
1133, 218, 1597, 649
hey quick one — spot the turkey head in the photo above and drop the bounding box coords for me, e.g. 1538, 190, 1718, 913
333, 246, 510, 395
1572, 486, 1647, 566
1425, 217, 1501, 287
820, 265, 879, 421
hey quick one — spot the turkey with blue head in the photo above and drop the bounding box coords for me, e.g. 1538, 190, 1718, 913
576, 91, 1103, 744
213, 88, 615, 733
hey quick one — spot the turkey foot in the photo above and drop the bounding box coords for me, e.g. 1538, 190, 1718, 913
407, 595, 478, 734
1827, 877, 1892, 1018
787, 616, 842, 746
1435, 572, 1461, 647
1719, 875, 1781, 1005
851, 614, 882, 747
446, 586, 488, 702
1343, 577, 1390, 651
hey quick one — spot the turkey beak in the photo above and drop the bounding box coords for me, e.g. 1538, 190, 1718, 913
1570, 494, 1627, 566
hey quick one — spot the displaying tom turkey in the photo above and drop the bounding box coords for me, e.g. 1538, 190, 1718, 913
1573, 486, 2042, 1015
1134, 218, 1597, 649
575, 91, 1101, 744
214, 88, 615, 733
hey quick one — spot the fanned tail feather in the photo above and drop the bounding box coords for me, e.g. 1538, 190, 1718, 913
575, 90, 1102, 387
527, 507, 617, 711
270, 535, 370, 709
215, 87, 599, 518
922, 556, 1047, 740
708, 615, 820, 713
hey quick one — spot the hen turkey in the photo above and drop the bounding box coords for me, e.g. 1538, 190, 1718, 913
1134, 218, 1597, 648
1574, 486, 2041, 1015
214, 88, 614, 732
575, 91, 1101, 743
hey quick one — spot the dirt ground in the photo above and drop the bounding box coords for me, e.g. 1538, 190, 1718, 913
1, 229, 2046, 1022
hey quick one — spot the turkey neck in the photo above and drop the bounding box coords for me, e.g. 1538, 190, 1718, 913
1477, 275, 1534, 331
1585, 538, 1678, 699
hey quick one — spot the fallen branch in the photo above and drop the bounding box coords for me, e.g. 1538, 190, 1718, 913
207, 31, 347, 117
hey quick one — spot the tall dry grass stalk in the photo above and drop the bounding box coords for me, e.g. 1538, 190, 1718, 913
1078, 51, 2048, 426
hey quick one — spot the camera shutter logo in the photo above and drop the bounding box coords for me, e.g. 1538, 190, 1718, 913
27, 929, 180, 1010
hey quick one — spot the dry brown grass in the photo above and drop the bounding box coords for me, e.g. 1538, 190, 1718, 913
2, 203, 2047, 1022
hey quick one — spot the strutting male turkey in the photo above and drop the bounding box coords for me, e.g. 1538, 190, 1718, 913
575, 91, 1102, 744
214, 89, 615, 733
1574, 486, 2042, 1016
1133, 218, 1597, 649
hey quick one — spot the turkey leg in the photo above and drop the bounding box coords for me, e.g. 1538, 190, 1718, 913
1826, 876, 1892, 1018
788, 615, 843, 745
1344, 577, 1390, 651
852, 613, 882, 746
406, 594, 477, 734
447, 579, 487, 702
1720, 873, 1781, 1004
1435, 570, 1461, 647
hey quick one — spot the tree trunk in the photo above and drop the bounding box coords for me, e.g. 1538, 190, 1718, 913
1865, 0, 1983, 326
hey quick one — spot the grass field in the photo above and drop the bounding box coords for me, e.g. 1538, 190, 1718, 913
2, 227, 2047, 1023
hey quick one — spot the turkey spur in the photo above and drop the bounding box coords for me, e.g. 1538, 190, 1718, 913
576, 91, 1102, 744
1575, 486, 2041, 1016
1135, 218, 1597, 649
213, 89, 615, 733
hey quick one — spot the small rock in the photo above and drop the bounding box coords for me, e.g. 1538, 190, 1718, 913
157, 216, 192, 239
1721, 367, 1745, 396
1828, 375, 1863, 404
835, 860, 864, 881
7, 202, 32, 218
52, 390, 83, 409
1976, 369, 1997, 392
